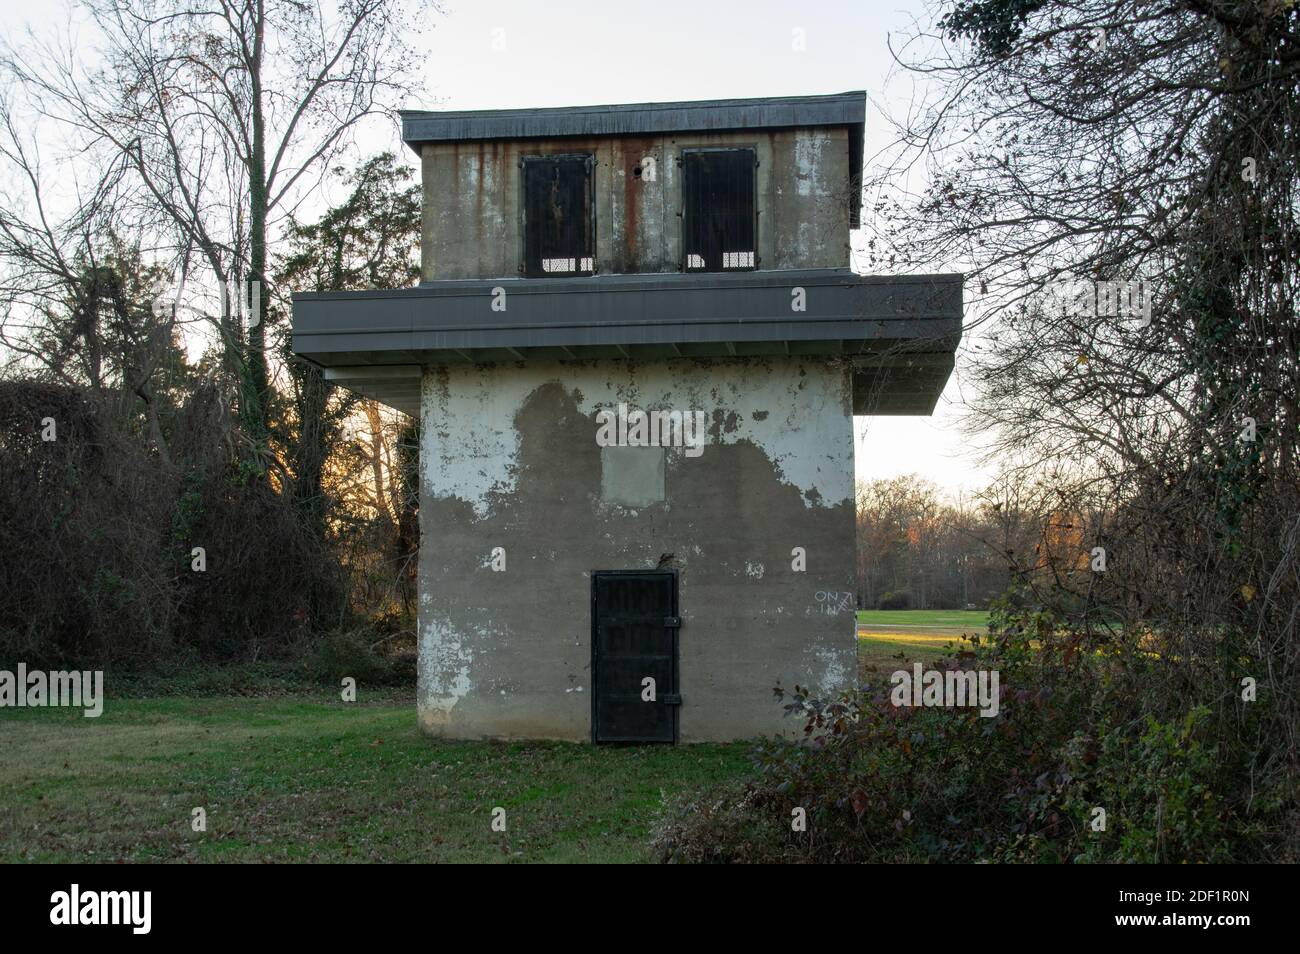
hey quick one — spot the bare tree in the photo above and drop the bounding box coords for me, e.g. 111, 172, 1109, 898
872, 0, 1297, 476
872, 0, 1300, 811
2, 0, 437, 443
0, 88, 190, 463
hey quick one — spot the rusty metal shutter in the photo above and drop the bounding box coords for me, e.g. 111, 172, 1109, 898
682, 148, 756, 272
591, 570, 679, 743
523, 155, 594, 278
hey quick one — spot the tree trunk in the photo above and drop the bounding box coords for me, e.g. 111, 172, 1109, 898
245, 0, 270, 438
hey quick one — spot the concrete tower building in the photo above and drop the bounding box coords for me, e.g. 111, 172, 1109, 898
292, 92, 961, 742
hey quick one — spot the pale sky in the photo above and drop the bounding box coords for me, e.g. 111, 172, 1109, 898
1, 0, 990, 495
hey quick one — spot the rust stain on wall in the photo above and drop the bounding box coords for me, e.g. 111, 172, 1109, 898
621, 138, 655, 272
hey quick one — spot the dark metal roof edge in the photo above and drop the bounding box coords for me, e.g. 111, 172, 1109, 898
292, 317, 962, 350
399, 91, 866, 144
291, 270, 964, 304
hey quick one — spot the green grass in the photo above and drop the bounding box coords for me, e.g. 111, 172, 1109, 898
0, 695, 749, 863
855, 609, 989, 673
0, 612, 995, 862
855, 609, 990, 633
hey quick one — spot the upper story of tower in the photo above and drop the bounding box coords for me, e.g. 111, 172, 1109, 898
291, 91, 961, 418
399, 92, 865, 282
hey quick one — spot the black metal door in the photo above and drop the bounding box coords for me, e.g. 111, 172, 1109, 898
591, 571, 679, 743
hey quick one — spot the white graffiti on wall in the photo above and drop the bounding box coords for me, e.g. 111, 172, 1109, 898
812, 590, 854, 616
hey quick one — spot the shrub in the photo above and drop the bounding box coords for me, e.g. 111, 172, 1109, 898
651, 593, 1282, 863
877, 590, 912, 610
0, 382, 176, 667
0, 378, 352, 670
303, 629, 413, 687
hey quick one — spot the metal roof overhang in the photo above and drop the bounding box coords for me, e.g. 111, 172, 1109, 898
291, 269, 962, 418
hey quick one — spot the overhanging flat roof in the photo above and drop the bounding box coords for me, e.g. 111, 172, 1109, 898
399, 91, 867, 227
291, 269, 961, 418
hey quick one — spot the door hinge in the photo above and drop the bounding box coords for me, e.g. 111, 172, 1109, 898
664, 616, 681, 629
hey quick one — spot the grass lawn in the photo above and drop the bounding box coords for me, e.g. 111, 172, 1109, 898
0, 695, 749, 863
0, 611, 993, 863
856, 609, 988, 674
855, 609, 990, 633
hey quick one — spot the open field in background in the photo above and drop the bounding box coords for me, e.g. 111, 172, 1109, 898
0, 697, 748, 863
855, 609, 990, 632
855, 609, 988, 674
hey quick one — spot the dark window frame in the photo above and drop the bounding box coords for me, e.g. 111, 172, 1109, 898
520, 153, 596, 278
680, 146, 758, 274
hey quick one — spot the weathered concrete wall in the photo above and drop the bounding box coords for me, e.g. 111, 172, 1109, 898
419, 128, 851, 281
416, 356, 857, 742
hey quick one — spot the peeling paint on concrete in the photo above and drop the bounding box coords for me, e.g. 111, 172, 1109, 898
417, 354, 857, 742
417, 617, 474, 722
793, 131, 830, 197
420, 357, 854, 520
812, 643, 851, 694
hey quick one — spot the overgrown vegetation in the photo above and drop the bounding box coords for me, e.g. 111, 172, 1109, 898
655, 0, 1300, 863
0, 1, 433, 673
654, 594, 1279, 862
0, 154, 423, 675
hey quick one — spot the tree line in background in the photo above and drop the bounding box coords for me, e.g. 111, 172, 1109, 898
855, 473, 1116, 612
858, 475, 991, 610
0, 0, 436, 675
0, 153, 423, 674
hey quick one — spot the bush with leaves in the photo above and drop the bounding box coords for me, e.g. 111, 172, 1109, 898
652, 591, 1277, 863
